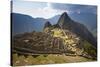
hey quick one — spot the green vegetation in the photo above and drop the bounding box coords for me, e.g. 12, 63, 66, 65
83, 40, 97, 60
12, 54, 94, 66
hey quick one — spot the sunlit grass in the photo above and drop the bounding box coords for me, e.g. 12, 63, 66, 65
12, 54, 95, 66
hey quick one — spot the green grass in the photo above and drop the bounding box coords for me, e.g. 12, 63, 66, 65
12, 54, 94, 66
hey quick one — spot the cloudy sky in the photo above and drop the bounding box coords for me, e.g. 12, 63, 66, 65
12, 0, 97, 19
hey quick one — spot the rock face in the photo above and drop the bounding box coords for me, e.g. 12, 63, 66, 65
57, 12, 71, 26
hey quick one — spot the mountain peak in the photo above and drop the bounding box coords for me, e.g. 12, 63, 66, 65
56, 12, 97, 48
62, 12, 69, 17
57, 12, 71, 26
44, 21, 52, 28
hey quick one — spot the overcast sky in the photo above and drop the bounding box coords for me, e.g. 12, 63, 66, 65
12, 0, 97, 19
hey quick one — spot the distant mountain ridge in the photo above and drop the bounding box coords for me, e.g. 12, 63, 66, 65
12, 13, 46, 35
12, 12, 97, 37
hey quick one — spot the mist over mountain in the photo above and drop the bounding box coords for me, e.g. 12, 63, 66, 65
69, 13, 97, 34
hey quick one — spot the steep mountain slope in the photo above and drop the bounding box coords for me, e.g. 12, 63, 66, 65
48, 13, 97, 37
57, 12, 97, 48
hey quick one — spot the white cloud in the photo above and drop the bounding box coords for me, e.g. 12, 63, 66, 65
13, 2, 71, 19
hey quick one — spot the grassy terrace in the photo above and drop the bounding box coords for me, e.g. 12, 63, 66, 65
12, 54, 94, 66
